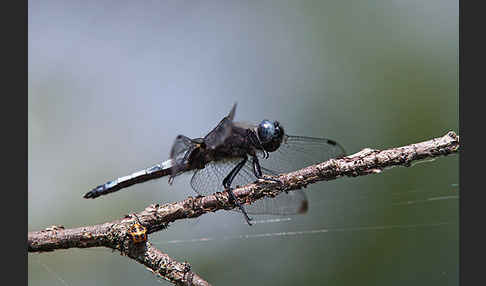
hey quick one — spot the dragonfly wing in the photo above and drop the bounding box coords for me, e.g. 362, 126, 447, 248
190, 157, 251, 196
242, 189, 308, 215
190, 158, 308, 215
168, 135, 198, 177
258, 135, 346, 174
203, 104, 237, 149
170, 135, 194, 161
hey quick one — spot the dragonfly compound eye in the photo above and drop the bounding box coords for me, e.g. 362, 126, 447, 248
258, 120, 275, 143
258, 120, 284, 152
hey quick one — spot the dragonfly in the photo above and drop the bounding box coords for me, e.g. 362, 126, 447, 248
84, 104, 345, 225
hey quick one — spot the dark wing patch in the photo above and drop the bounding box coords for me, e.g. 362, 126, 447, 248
169, 135, 198, 177
170, 135, 194, 161
203, 103, 237, 149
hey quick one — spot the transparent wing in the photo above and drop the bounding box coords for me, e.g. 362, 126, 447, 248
258, 135, 346, 174
242, 189, 308, 215
190, 158, 254, 196
190, 158, 308, 215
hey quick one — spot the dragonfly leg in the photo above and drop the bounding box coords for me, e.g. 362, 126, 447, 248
223, 156, 253, 225
247, 129, 269, 158
251, 155, 287, 192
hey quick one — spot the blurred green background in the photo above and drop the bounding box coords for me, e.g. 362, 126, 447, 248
28, 0, 458, 285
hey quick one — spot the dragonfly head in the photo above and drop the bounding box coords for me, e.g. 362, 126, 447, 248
257, 120, 285, 152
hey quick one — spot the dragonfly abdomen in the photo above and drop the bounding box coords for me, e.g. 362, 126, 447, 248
83, 160, 174, 199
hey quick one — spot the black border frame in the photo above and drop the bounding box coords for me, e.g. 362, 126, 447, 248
8, 0, 28, 285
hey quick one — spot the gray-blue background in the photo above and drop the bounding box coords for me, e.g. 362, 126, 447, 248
29, 1, 458, 285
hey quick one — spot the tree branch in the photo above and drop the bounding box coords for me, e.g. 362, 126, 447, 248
28, 222, 210, 286
28, 131, 459, 285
